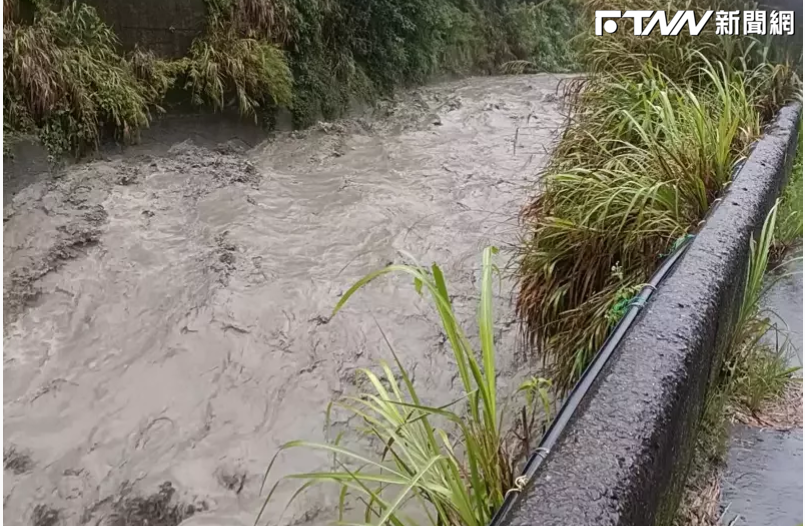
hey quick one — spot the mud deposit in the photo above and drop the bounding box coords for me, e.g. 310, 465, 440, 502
3, 75, 567, 525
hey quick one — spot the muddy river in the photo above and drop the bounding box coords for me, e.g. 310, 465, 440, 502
3, 74, 567, 526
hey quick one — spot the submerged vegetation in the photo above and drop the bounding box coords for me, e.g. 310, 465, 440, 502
516, 0, 801, 391
3, 0, 580, 158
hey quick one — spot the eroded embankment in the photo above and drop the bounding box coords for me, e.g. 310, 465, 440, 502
3, 74, 567, 526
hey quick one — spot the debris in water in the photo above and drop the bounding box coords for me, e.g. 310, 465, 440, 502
115, 168, 140, 186
3, 446, 33, 474
214, 465, 247, 494
84, 482, 193, 526
310, 315, 329, 326
31, 505, 59, 526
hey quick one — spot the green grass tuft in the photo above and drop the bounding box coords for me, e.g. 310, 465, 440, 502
724, 202, 800, 412
3, 1, 152, 159
182, 18, 293, 119
259, 247, 554, 526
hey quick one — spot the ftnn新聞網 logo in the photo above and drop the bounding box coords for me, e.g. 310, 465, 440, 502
595, 10, 796, 37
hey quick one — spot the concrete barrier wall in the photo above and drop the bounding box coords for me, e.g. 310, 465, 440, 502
502, 101, 802, 526
83, 0, 207, 57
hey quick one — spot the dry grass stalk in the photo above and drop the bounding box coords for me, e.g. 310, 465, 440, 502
732, 378, 803, 430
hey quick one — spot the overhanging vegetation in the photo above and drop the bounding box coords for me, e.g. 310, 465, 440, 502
2, 0, 581, 159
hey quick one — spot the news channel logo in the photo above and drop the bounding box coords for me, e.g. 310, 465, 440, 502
595, 10, 796, 37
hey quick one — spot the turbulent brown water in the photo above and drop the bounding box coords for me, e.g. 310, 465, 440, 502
3, 74, 567, 526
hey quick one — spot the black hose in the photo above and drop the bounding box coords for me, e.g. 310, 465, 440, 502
487, 235, 695, 526
485, 157, 743, 526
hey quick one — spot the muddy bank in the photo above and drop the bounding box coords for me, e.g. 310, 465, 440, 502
3, 74, 568, 526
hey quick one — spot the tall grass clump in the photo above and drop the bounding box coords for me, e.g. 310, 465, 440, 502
174, 0, 294, 119
3, 1, 152, 158
182, 19, 293, 118
259, 247, 553, 526
516, 0, 801, 392
4, 0, 584, 155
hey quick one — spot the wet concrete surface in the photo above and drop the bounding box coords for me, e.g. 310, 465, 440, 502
762, 253, 804, 371
721, 255, 803, 526
2, 74, 569, 526
722, 426, 803, 526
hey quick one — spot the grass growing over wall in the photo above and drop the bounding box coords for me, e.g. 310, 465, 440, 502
515, 0, 801, 392
3, 0, 582, 158
3, 1, 152, 159
675, 203, 801, 525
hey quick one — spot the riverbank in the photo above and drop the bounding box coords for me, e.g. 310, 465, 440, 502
3, 73, 568, 526
3, 0, 580, 161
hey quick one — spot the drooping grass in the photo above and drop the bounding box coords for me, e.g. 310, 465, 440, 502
181, 18, 293, 118
3, 1, 152, 159
518, 58, 768, 390
4, 0, 583, 155
516, 0, 801, 392
258, 247, 553, 526
128, 46, 185, 107
227, 0, 295, 43
125, 5, 296, 124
